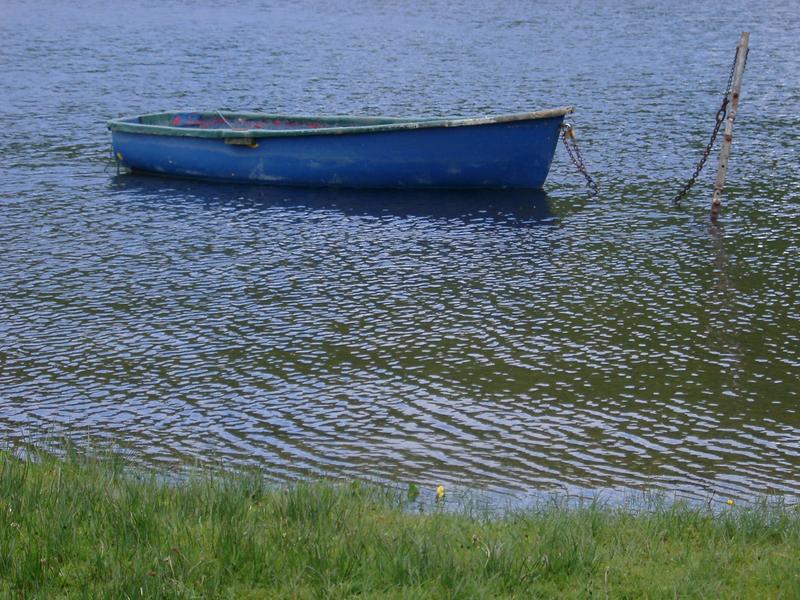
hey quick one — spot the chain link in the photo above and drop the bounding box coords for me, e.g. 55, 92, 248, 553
561, 124, 599, 196
671, 47, 741, 205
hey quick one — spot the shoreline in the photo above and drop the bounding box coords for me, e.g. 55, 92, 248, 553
1, 450, 798, 598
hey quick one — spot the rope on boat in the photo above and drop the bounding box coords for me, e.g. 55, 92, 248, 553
561, 123, 599, 196
216, 111, 239, 130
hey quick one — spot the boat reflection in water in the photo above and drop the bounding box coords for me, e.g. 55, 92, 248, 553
109, 174, 558, 228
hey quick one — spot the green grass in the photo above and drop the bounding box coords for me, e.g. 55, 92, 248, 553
1, 450, 798, 599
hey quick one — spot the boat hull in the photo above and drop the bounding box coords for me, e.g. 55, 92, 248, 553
110, 112, 567, 189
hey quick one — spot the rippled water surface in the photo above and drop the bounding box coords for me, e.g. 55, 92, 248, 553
1, 0, 799, 505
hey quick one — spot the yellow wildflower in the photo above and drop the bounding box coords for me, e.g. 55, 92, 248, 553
726, 499, 735, 506
436, 485, 446, 500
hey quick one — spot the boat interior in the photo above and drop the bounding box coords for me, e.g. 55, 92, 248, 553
135, 112, 418, 131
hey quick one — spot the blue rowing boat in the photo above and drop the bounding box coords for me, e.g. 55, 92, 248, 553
108, 107, 572, 189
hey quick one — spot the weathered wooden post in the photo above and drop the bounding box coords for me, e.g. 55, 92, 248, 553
710, 32, 749, 222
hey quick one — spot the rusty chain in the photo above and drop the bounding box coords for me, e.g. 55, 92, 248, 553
671, 47, 744, 206
561, 123, 599, 196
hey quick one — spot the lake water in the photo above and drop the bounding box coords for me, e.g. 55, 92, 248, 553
1, 0, 799, 506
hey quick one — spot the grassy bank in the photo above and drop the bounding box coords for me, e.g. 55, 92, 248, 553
1, 451, 798, 599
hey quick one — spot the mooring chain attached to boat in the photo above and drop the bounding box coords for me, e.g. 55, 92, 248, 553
561, 123, 599, 196
106, 141, 119, 175
671, 46, 746, 206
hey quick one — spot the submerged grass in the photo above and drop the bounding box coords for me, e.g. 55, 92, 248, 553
1, 450, 798, 599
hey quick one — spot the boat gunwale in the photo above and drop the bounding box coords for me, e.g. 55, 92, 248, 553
107, 107, 574, 139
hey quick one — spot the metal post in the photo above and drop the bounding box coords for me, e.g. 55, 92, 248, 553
711, 32, 749, 222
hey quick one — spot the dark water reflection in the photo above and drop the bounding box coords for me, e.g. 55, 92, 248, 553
1, 0, 799, 507
109, 175, 558, 228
